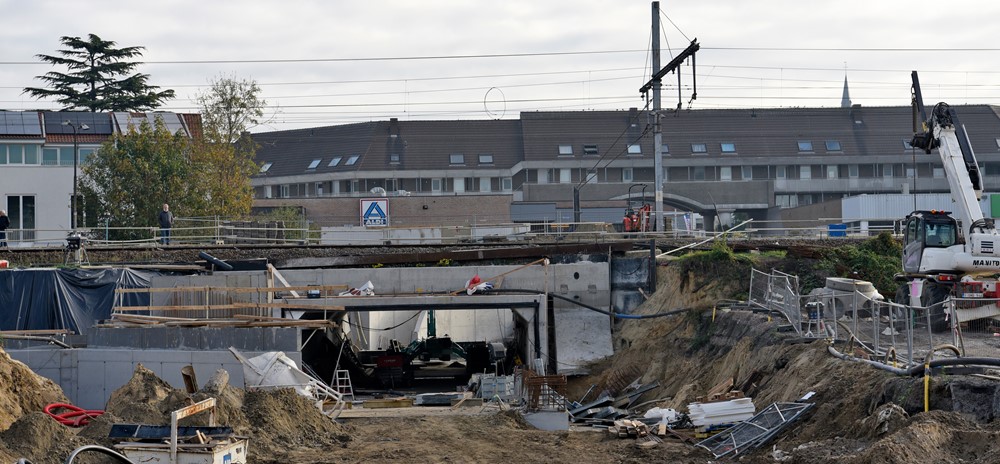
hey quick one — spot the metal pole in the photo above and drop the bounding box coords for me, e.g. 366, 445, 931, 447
71, 125, 78, 231
651, 2, 665, 232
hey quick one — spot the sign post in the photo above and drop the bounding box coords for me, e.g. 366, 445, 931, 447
360, 198, 389, 227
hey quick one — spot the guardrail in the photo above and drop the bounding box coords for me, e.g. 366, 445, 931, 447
1, 217, 900, 249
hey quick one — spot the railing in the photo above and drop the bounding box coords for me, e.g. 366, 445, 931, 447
3, 216, 903, 249
748, 268, 999, 369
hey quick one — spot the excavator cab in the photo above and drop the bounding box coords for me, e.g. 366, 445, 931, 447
902, 210, 959, 274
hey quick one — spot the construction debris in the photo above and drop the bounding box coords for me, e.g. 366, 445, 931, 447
229, 348, 346, 419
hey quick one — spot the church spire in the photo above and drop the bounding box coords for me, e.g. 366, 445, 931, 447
841, 74, 852, 108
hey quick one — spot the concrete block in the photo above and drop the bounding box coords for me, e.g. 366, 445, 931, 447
79, 349, 133, 363
197, 350, 238, 365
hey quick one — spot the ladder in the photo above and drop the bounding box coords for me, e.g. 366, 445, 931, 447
334, 370, 355, 402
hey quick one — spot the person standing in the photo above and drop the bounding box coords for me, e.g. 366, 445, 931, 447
0, 210, 9, 248
158, 204, 174, 245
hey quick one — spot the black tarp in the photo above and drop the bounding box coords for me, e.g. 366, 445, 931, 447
0, 268, 155, 334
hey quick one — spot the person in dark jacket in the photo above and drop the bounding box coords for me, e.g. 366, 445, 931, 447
158, 204, 174, 245
0, 210, 9, 247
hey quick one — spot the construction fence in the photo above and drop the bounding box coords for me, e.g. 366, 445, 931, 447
748, 269, 1000, 368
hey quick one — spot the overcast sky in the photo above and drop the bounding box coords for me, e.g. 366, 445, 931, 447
3, 0, 1000, 132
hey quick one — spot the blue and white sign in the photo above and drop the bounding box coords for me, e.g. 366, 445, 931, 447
360, 198, 389, 227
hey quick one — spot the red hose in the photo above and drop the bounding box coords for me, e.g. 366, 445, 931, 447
44, 403, 105, 427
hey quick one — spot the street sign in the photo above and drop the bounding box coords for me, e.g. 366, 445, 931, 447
360, 198, 389, 227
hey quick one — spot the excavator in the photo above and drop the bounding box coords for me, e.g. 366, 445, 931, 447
896, 71, 1000, 332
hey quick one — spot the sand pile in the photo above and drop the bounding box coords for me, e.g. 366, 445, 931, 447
105, 364, 348, 463
0, 348, 67, 430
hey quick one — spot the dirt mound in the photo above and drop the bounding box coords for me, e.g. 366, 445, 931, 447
575, 263, 1000, 463
103, 365, 347, 463
0, 411, 86, 463
0, 348, 68, 431
105, 364, 192, 424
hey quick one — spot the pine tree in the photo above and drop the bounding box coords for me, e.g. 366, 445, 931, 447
23, 34, 175, 112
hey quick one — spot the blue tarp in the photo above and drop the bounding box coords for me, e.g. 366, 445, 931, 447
0, 268, 154, 334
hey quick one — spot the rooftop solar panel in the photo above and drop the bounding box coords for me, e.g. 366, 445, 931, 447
42, 112, 113, 135
0, 112, 42, 136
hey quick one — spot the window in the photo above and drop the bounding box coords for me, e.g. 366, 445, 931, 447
59, 147, 75, 166
7, 145, 23, 164
622, 168, 633, 182
259, 162, 272, 173
849, 164, 859, 178
903, 138, 915, 150
454, 178, 466, 192
586, 171, 597, 184
720, 166, 732, 181
479, 177, 491, 192
502, 177, 512, 191
797, 141, 814, 152
691, 143, 707, 154
800, 166, 811, 180
449, 153, 465, 165
389, 154, 400, 164
906, 167, 916, 178
883, 164, 894, 177
995, 138, 1000, 148
432, 178, 442, 192
627, 144, 641, 154
41, 148, 58, 166
316, 182, 324, 196
692, 166, 706, 180
826, 165, 838, 179
559, 169, 571, 183
328, 157, 342, 167
933, 167, 944, 178
7, 195, 35, 241
346, 155, 360, 165
741, 166, 752, 180
279, 185, 289, 198
79, 148, 95, 164
825, 140, 842, 151
478, 154, 494, 164
583, 144, 599, 156
307, 159, 321, 169
720, 143, 736, 153
662, 144, 669, 154
776, 166, 787, 179
558, 145, 573, 156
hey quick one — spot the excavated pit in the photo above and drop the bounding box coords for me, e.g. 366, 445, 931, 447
0, 253, 999, 462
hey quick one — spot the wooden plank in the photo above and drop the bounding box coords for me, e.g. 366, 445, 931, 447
231, 302, 346, 310
0, 329, 72, 336
362, 398, 413, 409
116, 285, 348, 294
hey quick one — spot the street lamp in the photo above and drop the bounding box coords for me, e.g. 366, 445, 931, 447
62, 120, 90, 231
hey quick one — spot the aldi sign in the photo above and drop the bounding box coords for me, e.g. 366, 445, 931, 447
360, 198, 389, 227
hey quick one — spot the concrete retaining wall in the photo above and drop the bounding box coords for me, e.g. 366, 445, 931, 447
8, 347, 300, 410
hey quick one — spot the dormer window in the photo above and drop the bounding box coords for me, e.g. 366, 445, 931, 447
259, 162, 272, 173
328, 157, 342, 167
307, 159, 321, 170
346, 155, 360, 165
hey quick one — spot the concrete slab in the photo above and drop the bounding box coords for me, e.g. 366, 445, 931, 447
522, 410, 570, 431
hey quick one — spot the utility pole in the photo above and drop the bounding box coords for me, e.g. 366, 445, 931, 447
651, 2, 663, 231
640, 3, 698, 232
